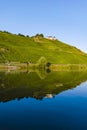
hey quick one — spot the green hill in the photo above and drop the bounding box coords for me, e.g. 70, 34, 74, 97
0, 31, 87, 64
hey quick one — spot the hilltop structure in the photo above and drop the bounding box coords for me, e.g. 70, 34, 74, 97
46, 36, 56, 40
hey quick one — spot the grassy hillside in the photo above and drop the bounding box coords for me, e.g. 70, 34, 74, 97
0, 31, 87, 64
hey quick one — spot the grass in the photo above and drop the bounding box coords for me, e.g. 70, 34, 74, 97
0, 31, 87, 64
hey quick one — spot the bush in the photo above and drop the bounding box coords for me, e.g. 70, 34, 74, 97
35, 34, 44, 38
37, 57, 47, 68
18, 33, 25, 37
46, 62, 51, 67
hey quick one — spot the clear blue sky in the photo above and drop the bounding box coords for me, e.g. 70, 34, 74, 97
0, 0, 87, 52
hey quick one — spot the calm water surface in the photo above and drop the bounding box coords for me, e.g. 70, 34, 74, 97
0, 70, 87, 130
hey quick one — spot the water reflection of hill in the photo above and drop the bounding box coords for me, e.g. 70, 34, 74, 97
0, 70, 87, 102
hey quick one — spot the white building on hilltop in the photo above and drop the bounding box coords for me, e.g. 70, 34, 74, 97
46, 36, 56, 40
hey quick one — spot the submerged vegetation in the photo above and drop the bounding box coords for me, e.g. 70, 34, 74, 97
0, 30, 87, 65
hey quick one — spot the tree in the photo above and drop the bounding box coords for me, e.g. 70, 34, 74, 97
46, 62, 51, 67
39, 34, 44, 37
26, 35, 29, 38
37, 57, 47, 68
35, 34, 44, 38
18, 33, 25, 37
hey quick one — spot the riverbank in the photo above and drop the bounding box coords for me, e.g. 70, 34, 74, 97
51, 64, 87, 71
1, 62, 87, 72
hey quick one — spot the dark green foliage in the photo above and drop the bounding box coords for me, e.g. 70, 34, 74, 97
35, 33, 44, 37
46, 62, 51, 67
18, 33, 25, 37
3, 31, 11, 34
26, 35, 29, 38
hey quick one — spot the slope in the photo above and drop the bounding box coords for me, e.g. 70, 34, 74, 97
0, 31, 87, 64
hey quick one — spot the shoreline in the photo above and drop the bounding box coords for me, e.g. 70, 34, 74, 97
1, 63, 87, 71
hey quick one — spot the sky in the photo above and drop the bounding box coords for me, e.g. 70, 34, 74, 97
0, 0, 87, 52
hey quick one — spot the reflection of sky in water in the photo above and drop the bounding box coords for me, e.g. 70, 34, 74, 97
0, 81, 87, 130
57, 81, 87, 98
